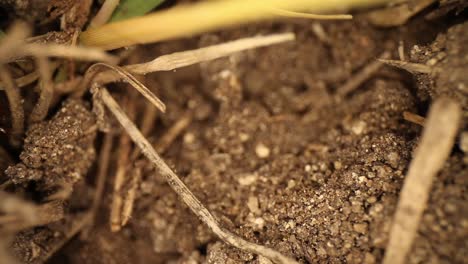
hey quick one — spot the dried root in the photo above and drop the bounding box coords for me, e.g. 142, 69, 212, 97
335, 51, 391, 97
383, 97, 462, 264
110, 96, 135, 232
403, 111, 425, 126
378, 58, 433, 74
29, 56, 54, 123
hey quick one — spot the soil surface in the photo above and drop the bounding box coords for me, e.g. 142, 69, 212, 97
0, 1, 467, 264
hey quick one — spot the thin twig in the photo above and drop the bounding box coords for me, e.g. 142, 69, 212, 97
383, 97, 461, 264
378, 59, 433, 74
29, 56, 54, 123
88, 0, 121, 28
403, 111, 425, 126
95, 87, 298, 264
335, 51, 391, 97
0, 66, 24, 147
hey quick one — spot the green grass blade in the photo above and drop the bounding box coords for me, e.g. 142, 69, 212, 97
110, 0, 166, 22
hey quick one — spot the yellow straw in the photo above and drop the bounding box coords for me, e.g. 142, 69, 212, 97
81, 0, 392, 50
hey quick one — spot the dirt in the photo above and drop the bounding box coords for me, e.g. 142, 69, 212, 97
0, 1, 467, 264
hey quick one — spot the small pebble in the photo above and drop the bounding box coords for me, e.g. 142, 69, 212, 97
255, 143, 270, 158
353, 223, 368, 234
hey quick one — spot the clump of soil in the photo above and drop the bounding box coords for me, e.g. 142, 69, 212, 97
6, 99, 96, 190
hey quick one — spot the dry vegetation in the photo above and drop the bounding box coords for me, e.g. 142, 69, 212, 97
0, 0, 467, 264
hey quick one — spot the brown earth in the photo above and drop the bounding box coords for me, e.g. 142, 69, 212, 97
0, 2, 467, 264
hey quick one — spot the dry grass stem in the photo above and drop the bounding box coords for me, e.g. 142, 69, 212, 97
130, 102, 158, 160
88, 0, 121, 29
156, 112, 192, 153
0, 66, 24, 147
378, 59, 433, 74
383, 97, 461, 264
6, 43, 119, 64
91, 33, 297, 87
29, 57, 54, 123
127, 32, 295, 75
403, 111, 425, 126
336, 51, 391, 97
96, 87, 299, 264
78, 63, 166, 112
80, 0, 392, 50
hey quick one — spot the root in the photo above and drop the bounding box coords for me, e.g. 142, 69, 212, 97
89, 133, 113, 227
94, 86, 298, 264
0, 66, 24, 147
403, 111, 425, 126
88, 0, 121, 28
110, 97, 135, 232
0, 192, 64, 233
120, 164, 142, 227
383, 97, 462, 264
155, 112, 192, 153
335, 51, 390, 97
29, 57, 54, 123
378, 58, 433, 74
0, 61, 59, 91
